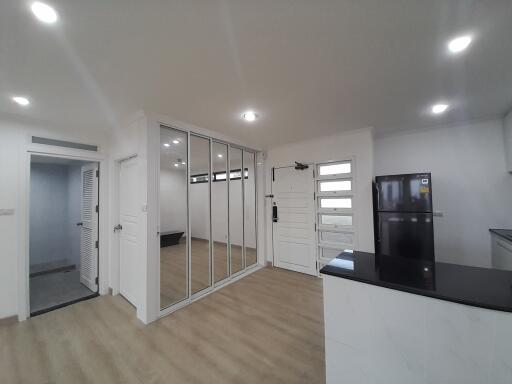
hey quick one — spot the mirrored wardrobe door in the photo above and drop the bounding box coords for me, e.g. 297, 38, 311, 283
160, 127, 189, 309
190, 135, 211, 295
243, 151, 257, 267
212, 142, 229, 283
229, 147, 244, 274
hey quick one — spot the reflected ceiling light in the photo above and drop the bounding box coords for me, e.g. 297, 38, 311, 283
448, 35, 472, 54
217, 154, 223, 158
431, 103, 449, 114
31, 2, 59, 24
163, 143, 170, 147
181, 161, 186, 165
172, 139, 180, 144
12, 96, 30, 106
241, 110, 258, 122
174, 163, 179, 167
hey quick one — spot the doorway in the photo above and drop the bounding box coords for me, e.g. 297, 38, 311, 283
29, 155, 100, 316
271, 165, 317, 275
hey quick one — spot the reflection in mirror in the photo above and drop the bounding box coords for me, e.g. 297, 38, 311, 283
190, 135, 211, 294
160, 127, 188, 309
243, 151, 257, 267
229, 147, 244, 274
212, 142, 229, 283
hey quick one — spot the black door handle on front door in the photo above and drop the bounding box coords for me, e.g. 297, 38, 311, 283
273, 205, 278, 222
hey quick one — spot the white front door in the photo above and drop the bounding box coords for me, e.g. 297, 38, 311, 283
119, 156, 139, 306
80, 164, 99, 291
272, 166, 317, 276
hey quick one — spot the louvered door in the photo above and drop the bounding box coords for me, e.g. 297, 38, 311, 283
80, 164, 99, 291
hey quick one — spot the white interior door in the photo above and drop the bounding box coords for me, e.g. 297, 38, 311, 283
272, 166, 317, 275
119, 156, 139, 306
80, 164, 99, 291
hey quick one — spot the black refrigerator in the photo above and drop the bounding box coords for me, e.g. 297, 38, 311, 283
374, 173, 434, 261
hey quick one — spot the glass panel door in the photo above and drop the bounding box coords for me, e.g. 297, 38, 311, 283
190, 135, 211, 295
212, 142, 229, 283
243, 151, 257, 267
160, 127, 188, 309
229, 147, 244, 274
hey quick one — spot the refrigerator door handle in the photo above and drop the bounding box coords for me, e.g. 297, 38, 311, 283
377, 217, 381, 242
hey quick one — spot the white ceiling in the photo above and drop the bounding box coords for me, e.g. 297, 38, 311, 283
2, 0, 512, 149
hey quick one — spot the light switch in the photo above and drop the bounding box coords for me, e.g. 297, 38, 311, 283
0, 209, 15, 216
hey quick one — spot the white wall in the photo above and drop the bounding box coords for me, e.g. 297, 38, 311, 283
504, 110, 512, 172
30, 163, 73, 267
375, 119, 512, 268
265, 127, 375, 263
0, 117, 109, 320
0, 127, 22, 319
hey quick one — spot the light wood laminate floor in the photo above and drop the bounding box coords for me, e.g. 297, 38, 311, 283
1, 267, 325, 384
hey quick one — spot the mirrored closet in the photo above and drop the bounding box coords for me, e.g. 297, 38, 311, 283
159, 126, 258, 311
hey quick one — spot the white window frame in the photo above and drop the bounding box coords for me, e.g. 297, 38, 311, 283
314, 158, 357, 268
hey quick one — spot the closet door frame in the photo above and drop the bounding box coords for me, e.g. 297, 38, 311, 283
189, 133, 213, 300
212, 140, 230, 287
229, 145, 246, 278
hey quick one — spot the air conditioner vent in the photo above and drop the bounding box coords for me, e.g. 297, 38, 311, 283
31, 136, 98, 152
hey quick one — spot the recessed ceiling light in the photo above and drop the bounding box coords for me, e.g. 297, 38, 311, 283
174, 163, 179, 167
181, 161, 186, 165
163, 143, 170, 147
172, 139, 180, 144
12, 96, 30, 106
448, 35, 472, 54
242, 110, 258, 122
31, 2, 59, 24
431, 103, 449, 115
217, 154, 223, 158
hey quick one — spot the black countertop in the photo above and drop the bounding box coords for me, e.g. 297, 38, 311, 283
490, 229, 512, 242
320, 251, 512, 313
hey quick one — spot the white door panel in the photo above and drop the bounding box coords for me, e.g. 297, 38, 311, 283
277, 241, 311, 267
272, 166, 317, 276
119, 157, 139, 306
278, 227, 311, 239
80, 164, 99, 291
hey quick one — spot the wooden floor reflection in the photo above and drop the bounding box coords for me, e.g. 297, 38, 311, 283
160, 239, 257, 308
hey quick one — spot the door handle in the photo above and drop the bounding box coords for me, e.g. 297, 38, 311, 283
76, 222, 83, 226
272, 205, 278, 222
113, 224, 123, 232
